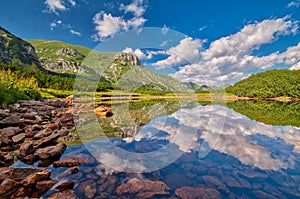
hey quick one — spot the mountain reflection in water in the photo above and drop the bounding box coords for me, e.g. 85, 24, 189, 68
43, 100, 300, 198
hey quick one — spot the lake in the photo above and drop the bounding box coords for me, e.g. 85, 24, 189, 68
20, 99, 300, 198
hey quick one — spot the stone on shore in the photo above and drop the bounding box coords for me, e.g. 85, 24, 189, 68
36, 143, 66, 160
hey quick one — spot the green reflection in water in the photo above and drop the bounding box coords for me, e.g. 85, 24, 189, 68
226, 100, 300, 127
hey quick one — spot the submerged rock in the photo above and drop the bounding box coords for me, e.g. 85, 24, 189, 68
53, 157, 87, 168
115, 178, 170, 198
56, 181, 75, 191
175, 186, 221, 199
47, 190, 78, 199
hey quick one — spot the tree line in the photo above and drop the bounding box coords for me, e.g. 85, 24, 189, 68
226, 69, 300, 98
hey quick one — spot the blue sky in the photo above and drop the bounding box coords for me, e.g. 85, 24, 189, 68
1, 0, 300, 85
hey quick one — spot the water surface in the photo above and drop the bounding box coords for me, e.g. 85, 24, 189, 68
41, 99, 300, 198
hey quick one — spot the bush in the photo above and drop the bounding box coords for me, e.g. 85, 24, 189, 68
0, 70, 41, 107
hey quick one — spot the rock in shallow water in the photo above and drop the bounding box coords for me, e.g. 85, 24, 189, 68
47, 190, 78, 199
53, 157, 87, 168
175, 186, 221, 199
115, 178, 170, 198
56, 181, 75, 191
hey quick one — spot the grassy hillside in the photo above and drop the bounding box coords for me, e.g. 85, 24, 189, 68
28, 39, 116, 74
226, 69, 300, 98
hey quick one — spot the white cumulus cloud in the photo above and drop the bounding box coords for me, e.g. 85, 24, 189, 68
164, 17, 299, 85
120, 0, 146, 17
93, 0, 147, 41
44, 0, 76, 14
152, 37, 205, 69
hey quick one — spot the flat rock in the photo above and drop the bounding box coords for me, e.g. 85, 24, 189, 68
0, 109, 10, 120
77, 179, 97, 199
36, 180, 58, 193
53, 157, 87, 167
16, 141, 34, 157
43, 122, 61, 131
202, 175, 229, 193
10, 168, 44, 181
175, 186, 221, 199
0, 167, 12, 181
56, 181, 75, 191
252, 190, 277, 199
57, 129, 70, 137
21, 169, 51, 187
0, 136, 12, 147
11, 186, 34, 198
0, 115, 20, 126
34, 133, 60, 149
33, 128, 53, 140
222, 175, 242, 188
12, 133, 25, 143
0, 178, 20, 198
115, 178, 170, 198
36, 143, 66, 159
48, 100, 67, 108
47, 190, 78, 199
0, 127, 20, 138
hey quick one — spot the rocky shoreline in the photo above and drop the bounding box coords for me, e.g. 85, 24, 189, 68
0, 98, 85, 198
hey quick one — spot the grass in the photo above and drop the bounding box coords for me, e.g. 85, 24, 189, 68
0, 70, 41, 107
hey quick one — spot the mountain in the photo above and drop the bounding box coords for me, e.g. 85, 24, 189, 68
226, 69, 300, 98
101, 53, 192, 92
183, 82, 209, 92
28, 40, 117, 74
0, 26, 190, 93
0, 26, 40, 66
28, 39, 191, 93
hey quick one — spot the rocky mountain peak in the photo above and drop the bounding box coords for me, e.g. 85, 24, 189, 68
56, 48, 79, 57
115, 53, 141, 66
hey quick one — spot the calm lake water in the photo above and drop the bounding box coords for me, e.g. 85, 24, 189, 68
37, 99, 300, 198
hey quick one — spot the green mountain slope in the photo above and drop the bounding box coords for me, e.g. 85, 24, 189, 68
183, 82, 209, 93
226, 69, 300, 98
0, 26, 39, 66
28, 39, 116, 74
27, 39, 191, 93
